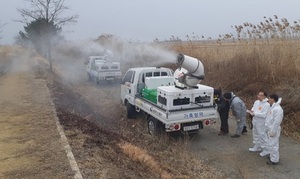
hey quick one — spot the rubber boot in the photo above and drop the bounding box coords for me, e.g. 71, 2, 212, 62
242, 126, 248, 134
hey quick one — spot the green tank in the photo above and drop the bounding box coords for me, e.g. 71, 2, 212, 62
142, 88, 157, 104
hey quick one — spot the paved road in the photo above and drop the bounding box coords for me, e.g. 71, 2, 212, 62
189, 117, 300, 179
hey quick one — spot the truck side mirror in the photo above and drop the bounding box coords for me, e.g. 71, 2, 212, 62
84, 58, 89, 65
142, 74, 145, 83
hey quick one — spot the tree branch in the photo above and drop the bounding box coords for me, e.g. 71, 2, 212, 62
17, 0, 78, 26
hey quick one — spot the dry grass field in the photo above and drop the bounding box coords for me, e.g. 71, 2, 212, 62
163, 38, 300, 139
157, 16, 300, 139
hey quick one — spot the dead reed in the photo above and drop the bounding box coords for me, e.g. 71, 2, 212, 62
162, 16, 300, 139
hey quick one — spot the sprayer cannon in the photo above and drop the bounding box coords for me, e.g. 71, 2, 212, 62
175, 54, 205, 88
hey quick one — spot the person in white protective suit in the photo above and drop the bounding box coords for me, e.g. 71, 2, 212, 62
248, 91, 270, 152
223, 92, 247, 138
260, 94, 283, 165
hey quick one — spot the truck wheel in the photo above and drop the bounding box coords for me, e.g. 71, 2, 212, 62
147, 116, 162, 136
94, 77, 98, 84
87, 73, 91, 81
126, 102, 135, 118
98, 80, 106, 85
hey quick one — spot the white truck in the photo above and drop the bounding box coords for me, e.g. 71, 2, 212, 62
121, 54, 218, 135
85, 54, 122, 84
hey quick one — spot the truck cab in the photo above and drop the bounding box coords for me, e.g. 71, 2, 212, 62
121, 67, 173, 106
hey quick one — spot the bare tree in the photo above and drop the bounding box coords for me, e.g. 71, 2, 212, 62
17, 0, 78, 25
17, 0, 78, 70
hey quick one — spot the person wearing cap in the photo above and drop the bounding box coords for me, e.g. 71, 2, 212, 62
223, 92, 247, 138
260, 94, 283, 165
214, 88, 230, 135
248, 91, 270, 152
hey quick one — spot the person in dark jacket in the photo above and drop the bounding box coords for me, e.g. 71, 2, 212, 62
214, 89, 230, 135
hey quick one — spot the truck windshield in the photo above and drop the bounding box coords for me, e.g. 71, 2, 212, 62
122, 70, 135, 84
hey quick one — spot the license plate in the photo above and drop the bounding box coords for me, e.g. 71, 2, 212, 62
106, 77, 114, 80
183, 124, 199, 131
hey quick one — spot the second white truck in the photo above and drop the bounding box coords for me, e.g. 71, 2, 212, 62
85, 52, 122, 84
121, 54, 218, 135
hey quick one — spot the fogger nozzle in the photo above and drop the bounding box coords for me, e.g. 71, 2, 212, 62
176, 54, 185, 66
175, 53, 205, 81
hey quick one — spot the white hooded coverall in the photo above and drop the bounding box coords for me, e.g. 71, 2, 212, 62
265, 102, 283, 163
251, 98, 270, 150
229, 93, 247, 135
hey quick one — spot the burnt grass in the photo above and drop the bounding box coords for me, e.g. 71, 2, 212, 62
47, 75, 159, 178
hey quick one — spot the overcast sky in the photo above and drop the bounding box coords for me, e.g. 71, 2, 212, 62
0, 0, 299, 44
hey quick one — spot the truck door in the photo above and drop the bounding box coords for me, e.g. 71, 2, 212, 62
121, 70, 135, 104
85, 58, 91, 73
90, 59, 99, 78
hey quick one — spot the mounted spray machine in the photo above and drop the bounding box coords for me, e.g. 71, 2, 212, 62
174, 54, 205, 89
120, 53, 217, 135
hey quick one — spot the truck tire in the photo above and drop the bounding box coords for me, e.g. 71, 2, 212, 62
147, 116, 162, 136
94, 77, 98, 84
126, 102, 135, 118
87, 73, 91, 81
98, 80, 106, 85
